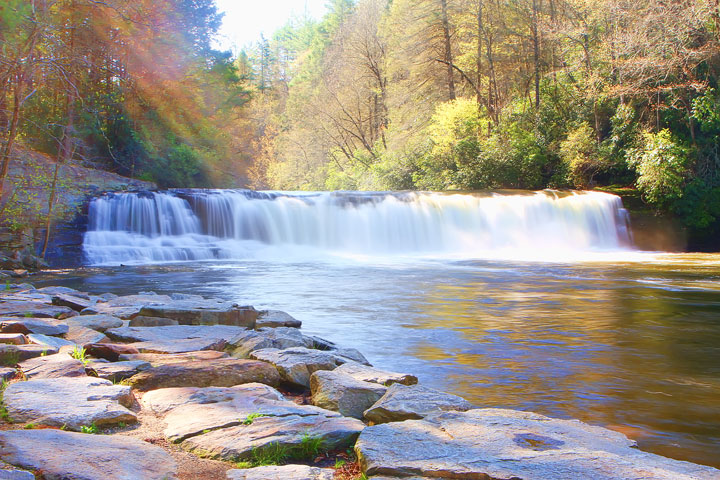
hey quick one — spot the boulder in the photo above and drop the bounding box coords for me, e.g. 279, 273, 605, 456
0, 301, 76, 319
0, 318, 68, 336
137, 300, 257, 328
0, 367, 15, 382
249, 347, 350, 388
355, 409, 720, 480
18, 353, 86, 379
363, 384, 472, 424
65, 314, 123, 332
311, 370, 387, 419
334, 362, 418, 386
183, 414, 364, 462
226, 465, 334, 480
129, 316, 179, 327
105, 325, 252, 354
83, 342, 140, 361
88, 360, 151, 382
119, 350, 228, 365
0, 334, 27, 345
307, 336, 371, 365
142, 383, 342, 442
3, 376, 136, 430
256, 310, 302, 328
230, 327, 313, 358
26, 333, 75, 350
51, 293, 94, 311
0, 429, 177, 480
0, 345, 58, 365
126, 358, 281, 391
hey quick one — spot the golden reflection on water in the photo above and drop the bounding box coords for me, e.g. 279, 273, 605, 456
405, 254, 720, 467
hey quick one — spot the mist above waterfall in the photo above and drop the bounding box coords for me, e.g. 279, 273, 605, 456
82, 190, 634, 265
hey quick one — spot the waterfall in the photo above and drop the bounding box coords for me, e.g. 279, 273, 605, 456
82, 190, 634, 265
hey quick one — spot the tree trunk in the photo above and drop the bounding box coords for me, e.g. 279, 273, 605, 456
440, 0, 456, 100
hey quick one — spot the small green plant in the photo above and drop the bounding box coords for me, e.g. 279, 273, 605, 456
60, 424, 68, 431
249, 442, 290, 466
235, 461, 252, 469
202, 429, 211, 434
71, 346, 89, 366
23, 423, 36, 429
335, 459, 346, 468
80, 423, 99, 434
296, 433, 324, 459
40, 350, 47, 357
4, 280, 11, 291
23, 312, 33, 318
241, 412, 267, 425
117, 422, 127, 428
0, 350, 20, 367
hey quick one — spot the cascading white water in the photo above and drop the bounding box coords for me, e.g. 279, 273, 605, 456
82, 190, 633, 265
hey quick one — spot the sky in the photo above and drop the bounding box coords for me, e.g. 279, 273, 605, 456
213, 0, 329, 53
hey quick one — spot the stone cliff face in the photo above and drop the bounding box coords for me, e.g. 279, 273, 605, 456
0, 147, 155, 269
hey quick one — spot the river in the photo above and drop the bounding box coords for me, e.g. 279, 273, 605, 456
36, 189, 720, 468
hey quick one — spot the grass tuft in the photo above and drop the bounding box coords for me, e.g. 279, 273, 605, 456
80, 423, 99, 434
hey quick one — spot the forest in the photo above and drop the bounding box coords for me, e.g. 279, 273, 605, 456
2, 0, 720, 247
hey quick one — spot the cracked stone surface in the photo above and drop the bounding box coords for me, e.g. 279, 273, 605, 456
310, 369, 387, 419
334, 362, 418, 387
226, 465, 334, 480
355, 409, 720, 480
249, 347, 351, 388
363, 384, 472, 424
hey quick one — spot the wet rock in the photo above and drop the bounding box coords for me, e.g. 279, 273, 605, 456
142, 383, 341, 442
249, 347, 351, 388
106, 325, 253, 354
0, 429, 177, 480
126, 358, 281, 391
230, 327, 313, 358
311, 369, 387, 419
307, 336, 371, 365
65, 325, 109, 345
0, 301, 76, 319
65, 314, 123, 331
137, 300, 257, 328
18, 353, 86, 379
51, 293, 95, 311
0, 345, 58, 365
364, 384, 472, 424
26, 333, 75, 350
129, 315, 179, 327
184, 413, 364, 462
0, 318, 68, 336
87, 294, 173, 319
355, 409, 720, 480
256, 310, 302, 328
83, 342, 139, 361
88, 360, 151, 382
3, 376, 136, 429
226, 465, 334, 480
119, 350, 228, 365
0, 334, 27, 345
335, 362, 418, 387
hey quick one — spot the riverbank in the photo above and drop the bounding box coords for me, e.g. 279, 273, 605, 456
0, 281, 718, 479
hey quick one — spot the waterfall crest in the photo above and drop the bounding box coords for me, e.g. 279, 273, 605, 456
82, 190, 633, 264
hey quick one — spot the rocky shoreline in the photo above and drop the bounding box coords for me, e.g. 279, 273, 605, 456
0, 282, 718, 480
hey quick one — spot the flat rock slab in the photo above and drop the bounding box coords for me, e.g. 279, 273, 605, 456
88, 360, 151, 382
364, 384, 472, 424
86, 294, 173, 319
335, 362, 418, 386
65, 325, 109, 345
138, 300, 257, 327
311, 369, 387, 419
230, 327, 313, 358
83, 343, 140, 361
0, 429, 177, 480
36, 286, 89, 298
27, 333, 75, 350
127, 358, 280, 391
106, 325, 252, 354
0, 465, 33, 480
141, 383, 342, 443
0, 368, 15, 381
129, 316, 179, 327
65, 314, 123, 332
3, 376, 136, 430
256, 310, 302, 328
0, 301, 76, 319
19, 353, 86, 379
0, 318, 68, 336
226, 465, 333, 480
51, 293, 95, 311
249, 347, 351, 388
0, 334, 27, 345
119, 350, 229, 365
183, 413, 364, 462
0, 345, 58, 365
356, 408, 720, 480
